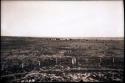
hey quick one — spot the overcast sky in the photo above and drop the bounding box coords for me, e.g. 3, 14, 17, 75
1, 1, 124, 37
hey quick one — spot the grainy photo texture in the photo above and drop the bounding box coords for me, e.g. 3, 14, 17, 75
1, 0, 124, 82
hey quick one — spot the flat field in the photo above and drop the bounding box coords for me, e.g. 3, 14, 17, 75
1, 36, 124, 82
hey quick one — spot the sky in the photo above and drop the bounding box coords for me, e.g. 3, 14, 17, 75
1, 1, 124, 37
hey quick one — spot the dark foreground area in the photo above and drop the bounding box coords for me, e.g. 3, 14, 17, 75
1, 36, 124, 82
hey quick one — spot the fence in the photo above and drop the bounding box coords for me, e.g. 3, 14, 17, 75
1, 56, 123, 71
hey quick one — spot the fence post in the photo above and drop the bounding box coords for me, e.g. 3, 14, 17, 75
113, 57, 114, 63
99, 57, 102, 67
112, 72, 114, 80
72, 57, 76, 65
38, 61, 40, 66
100, 57, 102, 63
56, 57, 57, 65
1, 64, 4, 70
21, 63, 24, 69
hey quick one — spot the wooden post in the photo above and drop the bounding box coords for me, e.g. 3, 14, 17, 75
112, 72, 114, 80
1, 64, 4, 70
113, 57, 114, 63
100, 57, 102, 63
38, 61, 40, 66
72, 57, 76, 65
72, 58, 74, 65
56, 57, 57, 65
99, 57, 102, 67
21, 63, 24, 69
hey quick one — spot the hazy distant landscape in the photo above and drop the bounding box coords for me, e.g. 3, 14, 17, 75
1, 36, 124, 82
1, 0, 124, 82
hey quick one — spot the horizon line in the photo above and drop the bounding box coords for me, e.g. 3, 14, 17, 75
1, 35, 124, 39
